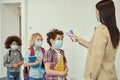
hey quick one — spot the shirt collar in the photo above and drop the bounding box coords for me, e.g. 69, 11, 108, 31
33, 47, 41, 50
50, 47, 61, 54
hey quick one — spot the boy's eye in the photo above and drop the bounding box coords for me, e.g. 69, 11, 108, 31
58, 38, 60, 40
13, 44, 17, 45
37, 39, 40, 41
12, 42, 18, 45
36, 39, 39, 41
36, 39, 42, 41
57, 38, 63, 41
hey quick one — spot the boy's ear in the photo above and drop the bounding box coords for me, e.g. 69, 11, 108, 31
9, 44, 12, 47
50, 39, 54, 44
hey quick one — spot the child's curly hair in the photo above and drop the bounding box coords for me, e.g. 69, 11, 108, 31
47, 29, 64, 46
4, 35, 22, 49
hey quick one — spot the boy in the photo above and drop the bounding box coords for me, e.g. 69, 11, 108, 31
44, 29, 68, 80
3, 35, 24, 80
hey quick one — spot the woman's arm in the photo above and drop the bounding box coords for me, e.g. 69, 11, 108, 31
70, 35, 89, 48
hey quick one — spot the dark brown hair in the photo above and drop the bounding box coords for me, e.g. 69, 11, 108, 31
4, 35, 22, 49
96, 0, 120, 48
46, 29, 64, 46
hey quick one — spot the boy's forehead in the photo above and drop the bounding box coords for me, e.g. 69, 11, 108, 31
56, 34, 63, 38
36, 36, 43, 41
36, 36, 42, 39
12, 41, 17, 43
11, 41, 18, 44
36, 36, 40, 38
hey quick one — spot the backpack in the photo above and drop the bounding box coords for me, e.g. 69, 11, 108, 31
23, 47, 45, 80
7, 49, 22, 63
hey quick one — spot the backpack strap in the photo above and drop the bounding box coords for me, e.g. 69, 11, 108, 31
41, 47, 45, 54
9, 49, 22, 58
59, 49, 66, 63
16, 50, 22, 58
9, 50, 12, 56
40, 47, 45, 69
29, 47, 35, 56
29, 47, 45, 56
49, 48, 53, 62
24, 47, 35, 76
8, 49, 22, 63
7, 50, 12, 63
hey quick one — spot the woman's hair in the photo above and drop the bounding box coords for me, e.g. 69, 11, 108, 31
96, 0, 120, 48
46, 29, 64, 46
30, 33, 43, 47
4, 35, 22, 49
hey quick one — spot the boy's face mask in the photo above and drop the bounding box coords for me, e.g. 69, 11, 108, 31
10, 45, 19, 50
35, 41, 42, 47
54, 40, 63, 49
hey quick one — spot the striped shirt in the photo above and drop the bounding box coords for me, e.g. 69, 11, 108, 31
43, 48, 67, 80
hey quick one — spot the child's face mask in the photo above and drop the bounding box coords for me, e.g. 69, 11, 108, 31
54, 40, 63, 49
11, 45, 18, 50
35, 41, 42, 47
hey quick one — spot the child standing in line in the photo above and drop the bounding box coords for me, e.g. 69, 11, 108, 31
3, 35, 24, 80
24, 33, 45, 80
44, 29, 68, 80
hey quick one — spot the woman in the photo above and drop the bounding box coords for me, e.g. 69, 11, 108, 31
70, 0, 120, 80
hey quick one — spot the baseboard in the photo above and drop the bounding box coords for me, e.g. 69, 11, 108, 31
0, 77, 22, 80
0, 77, 7, 80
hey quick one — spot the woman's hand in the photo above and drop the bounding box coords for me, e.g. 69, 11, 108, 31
70, 35, 80, 42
